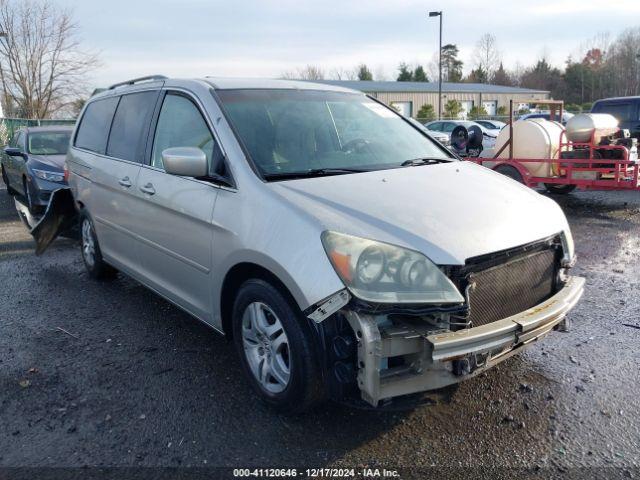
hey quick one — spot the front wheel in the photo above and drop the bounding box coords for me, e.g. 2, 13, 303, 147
80, 213, 117, 280
545, 183, 577, 195
232, 279, 325, 413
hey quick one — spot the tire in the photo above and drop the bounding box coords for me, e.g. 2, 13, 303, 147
494, 164, 524, 184
23, 177, 44, 215
80, 212, 117, 280
232, 278, 325, 413
544, 183, 577, 195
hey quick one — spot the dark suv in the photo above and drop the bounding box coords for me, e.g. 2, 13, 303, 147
591, 96, 640, 139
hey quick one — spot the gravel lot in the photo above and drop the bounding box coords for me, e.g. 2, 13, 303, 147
1, 184, 639, 478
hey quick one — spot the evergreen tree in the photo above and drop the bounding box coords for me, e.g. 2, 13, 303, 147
441, 44, 463, 82
397, 62, 413, 81
357, 64, 373, 81
413, 65, 428, 82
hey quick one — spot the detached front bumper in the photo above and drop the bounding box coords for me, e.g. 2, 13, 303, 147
344, 276, 585, 407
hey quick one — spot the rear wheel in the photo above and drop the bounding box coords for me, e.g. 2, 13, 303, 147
232, 278, 325, 413
494, 164, 524, 184
544, 183, 577, 195
80, 213, 117, 280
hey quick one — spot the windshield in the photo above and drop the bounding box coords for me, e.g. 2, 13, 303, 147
216, 89, 452, 179
28, 131, 71, 155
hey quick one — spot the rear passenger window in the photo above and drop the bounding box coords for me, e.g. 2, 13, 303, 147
75, 97, 119, 154
151, 93, 216, 171
106, 91, 158, 162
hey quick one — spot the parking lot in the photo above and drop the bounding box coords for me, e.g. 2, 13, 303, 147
0, 184, 639, 475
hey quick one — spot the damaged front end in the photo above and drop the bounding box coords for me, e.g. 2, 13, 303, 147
310, 235, 585, 407
29, 188, 79, 255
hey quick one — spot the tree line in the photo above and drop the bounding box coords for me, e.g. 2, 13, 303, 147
286, 29, 640, 114
0, 1, 638, 120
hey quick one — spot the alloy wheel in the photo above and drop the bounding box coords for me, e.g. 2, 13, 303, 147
81, 219, 96, 268
241, 302, 291, 393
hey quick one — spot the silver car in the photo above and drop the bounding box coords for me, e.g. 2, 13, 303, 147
58, 76, 584, 411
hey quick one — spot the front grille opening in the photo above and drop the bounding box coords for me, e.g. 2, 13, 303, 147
451, 237, 562, 328
467, 250, 557, 326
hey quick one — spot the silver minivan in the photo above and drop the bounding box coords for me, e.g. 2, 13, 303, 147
60, 75, 584, 411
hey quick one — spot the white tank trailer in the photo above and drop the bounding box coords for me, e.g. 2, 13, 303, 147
484, 114, 637, 179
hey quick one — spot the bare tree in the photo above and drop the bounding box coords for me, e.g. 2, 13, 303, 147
604, 28, 640, 97
0, 0, 99, 119
472, 34, 501, 83
373, 65, 387, 81
328, 67, 357, 80
281, 65, 325, 81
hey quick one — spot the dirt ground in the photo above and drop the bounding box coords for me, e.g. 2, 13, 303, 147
1, 184, 639, 479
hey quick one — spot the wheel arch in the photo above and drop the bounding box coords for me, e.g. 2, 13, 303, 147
219, 262, 302, 338
492, 161, 531, 184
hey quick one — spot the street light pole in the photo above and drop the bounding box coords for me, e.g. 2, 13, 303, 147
429, 11, 443, 120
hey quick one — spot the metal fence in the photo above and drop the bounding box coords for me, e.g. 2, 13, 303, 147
0, 117, 76, 146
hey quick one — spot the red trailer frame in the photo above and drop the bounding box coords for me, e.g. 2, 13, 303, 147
468, 100, 640, 191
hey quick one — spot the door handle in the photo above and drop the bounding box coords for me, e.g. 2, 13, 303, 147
118, 176, 132, 188
140, 182, 156, 195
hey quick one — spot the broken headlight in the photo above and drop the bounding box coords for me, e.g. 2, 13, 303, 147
322, 231, 464, 304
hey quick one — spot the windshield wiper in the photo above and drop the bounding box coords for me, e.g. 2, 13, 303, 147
263, 167, 367, 180
401, 157, 451, 167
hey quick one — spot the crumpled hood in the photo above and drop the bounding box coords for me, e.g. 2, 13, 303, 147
29, 154, 66, 171
269, 161, 570, 265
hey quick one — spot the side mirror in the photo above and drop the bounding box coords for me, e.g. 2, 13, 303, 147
162, 147, 207, 177
4, 147, 25, 158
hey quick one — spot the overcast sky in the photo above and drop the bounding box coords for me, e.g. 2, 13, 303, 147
58, 0, 640, 88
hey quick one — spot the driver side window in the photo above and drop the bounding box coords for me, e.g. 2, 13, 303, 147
151, 93, 215, 170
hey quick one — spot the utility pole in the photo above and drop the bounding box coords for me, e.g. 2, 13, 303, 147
429, 11, 443, 120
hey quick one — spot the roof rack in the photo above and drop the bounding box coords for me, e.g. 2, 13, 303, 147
108, 75, 168, 90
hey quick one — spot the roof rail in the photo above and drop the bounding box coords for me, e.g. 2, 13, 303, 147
108, 75, 168, 90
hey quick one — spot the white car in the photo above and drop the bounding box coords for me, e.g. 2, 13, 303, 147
475, 119, 506, 134
406, 117, 450, 146
424, 120, 497, 150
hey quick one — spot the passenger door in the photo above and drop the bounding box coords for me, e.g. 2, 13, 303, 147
134, 91, 219, 320
73, 91, 159, 273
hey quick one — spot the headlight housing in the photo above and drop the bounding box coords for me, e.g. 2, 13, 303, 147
322, 231, 464, 304
32, 168, 64, 183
